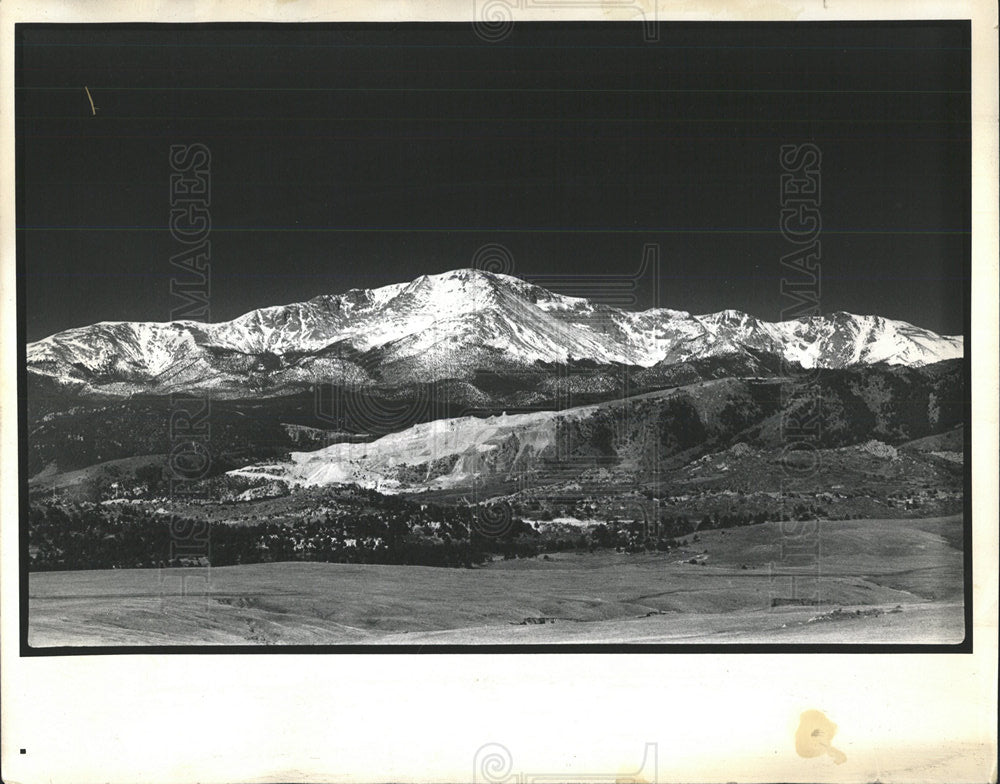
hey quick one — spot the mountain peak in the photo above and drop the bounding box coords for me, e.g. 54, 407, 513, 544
700, 308, 754, 324
26, 267, 963, 396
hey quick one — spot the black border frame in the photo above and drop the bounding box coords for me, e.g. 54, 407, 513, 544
14, 20, 974, 656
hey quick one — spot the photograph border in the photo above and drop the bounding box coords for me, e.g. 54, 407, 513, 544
2, 3, 995, 784
13, 19, 975, 657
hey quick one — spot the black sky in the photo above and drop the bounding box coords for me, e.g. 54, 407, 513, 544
17, 22, 969, 341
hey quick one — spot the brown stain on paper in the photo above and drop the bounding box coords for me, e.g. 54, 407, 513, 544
796, 709, 848, 765
614, 772, 649, 784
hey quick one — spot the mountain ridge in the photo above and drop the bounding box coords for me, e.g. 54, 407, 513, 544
228, 362, 965, 494
27, 268, 963, 397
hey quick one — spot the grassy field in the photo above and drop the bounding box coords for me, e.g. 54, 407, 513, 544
27, 515, 964, 646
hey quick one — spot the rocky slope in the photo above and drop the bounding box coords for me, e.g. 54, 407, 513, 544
229, 360, 964, 493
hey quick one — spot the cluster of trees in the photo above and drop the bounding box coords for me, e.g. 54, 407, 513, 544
28, 500, 546, 571
28, 489, 786, 573
698, 510, 772, 530
28, 504, 200, 571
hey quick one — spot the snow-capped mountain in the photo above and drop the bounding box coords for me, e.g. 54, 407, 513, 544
26, 268, 963, 396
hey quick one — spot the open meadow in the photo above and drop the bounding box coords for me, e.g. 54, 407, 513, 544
27, 515, 964, 646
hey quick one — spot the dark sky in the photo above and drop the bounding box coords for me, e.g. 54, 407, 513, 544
17, 22, 969, 341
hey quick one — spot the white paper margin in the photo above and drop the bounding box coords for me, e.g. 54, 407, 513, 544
1, 2, 996, 783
